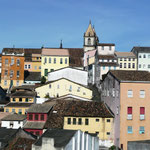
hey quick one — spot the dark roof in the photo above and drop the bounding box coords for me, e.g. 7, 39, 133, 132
15, 85, 39, 91
132, 46, 150, 52
24, 71, 41, 81
97, 43, 115, 46
44, 100, 114, 129
0, 128, 18, 148
11, 90, 36, 98
24, 121, 45, 129
27, 102, 55, 113
2, 48, 24, 55
99, 62, 119, 66
1, 114, 26, 121
0, 100, 9, 105
68, 48, 84, 67
34, 129, 76, 147
98, 55, 117, 59
5, 102, 33, 107
109, 70, 150, 82
11, 138, 36, 150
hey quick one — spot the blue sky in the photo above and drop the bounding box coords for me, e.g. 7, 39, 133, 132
0, 0, 150, 52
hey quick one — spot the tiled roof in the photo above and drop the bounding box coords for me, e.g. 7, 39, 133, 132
11, 90, 36, 98
44, 100, 114, 129
24, 71, 41, 81
2, 48, 24, 55
34, 129, 76, 147
109, 70, 150, 82
97, 43, 115, 46
0, 112, 10, 121
1, 114, 26, 121
132, 46, 150, 52
15, 85, 39, 91
24, 121, 45, 129
99, 62, 119, 66
98, 55, 117, 59
115, 52, 136, 57
5, 102, 33, 107
27, 102, 55, 113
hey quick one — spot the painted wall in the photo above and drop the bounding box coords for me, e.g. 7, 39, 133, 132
1, 120, 26, 129
35, 78, 93, 99
27, 113, 47, 122
120, 82, 150, 150
10, 97, 34, 103
25, 129, 43, 136
97, 46, 115, 55
4, 106, 29, 114
41, 56, 69, 78
48, 68, 88, 86
64, 117, 114, 141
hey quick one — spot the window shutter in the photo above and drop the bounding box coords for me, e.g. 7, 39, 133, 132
140, 107, 145, 114
128, 107, 132, 114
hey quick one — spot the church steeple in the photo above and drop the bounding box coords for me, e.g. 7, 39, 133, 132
84, 20, 95, 37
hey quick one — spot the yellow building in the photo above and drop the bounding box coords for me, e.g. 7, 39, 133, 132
115, 52, 137, 70
41, 48, 84, 78
4, 90, 36, 114
44, 100, 114, 142
35, 78, 93, 99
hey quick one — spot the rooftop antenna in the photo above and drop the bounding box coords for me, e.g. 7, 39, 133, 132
60, 39, 63, 49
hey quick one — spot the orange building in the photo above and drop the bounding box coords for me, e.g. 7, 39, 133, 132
1, 48, 25, 89
102, 70, 150, 150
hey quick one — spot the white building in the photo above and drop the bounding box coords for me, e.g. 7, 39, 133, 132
32, 129, 99, 150
132, 47, 150, 71
48, 67, 88, 86
1, 113, 26, 129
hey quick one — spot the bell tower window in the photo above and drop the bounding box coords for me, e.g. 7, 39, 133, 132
88, 38, 91, 45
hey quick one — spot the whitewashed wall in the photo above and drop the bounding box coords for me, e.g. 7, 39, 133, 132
97, 46, 115, 55
48, 68, 88, 86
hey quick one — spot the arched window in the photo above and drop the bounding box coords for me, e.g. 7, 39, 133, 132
88, 38, 91, 45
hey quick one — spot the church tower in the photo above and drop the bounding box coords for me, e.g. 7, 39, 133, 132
83, 21, 99, 52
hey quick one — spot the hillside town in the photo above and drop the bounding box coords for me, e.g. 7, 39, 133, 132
0, 22, 150, 150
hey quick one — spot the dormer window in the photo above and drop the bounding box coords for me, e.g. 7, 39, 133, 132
88, 38, 91, 45
102, 46, 104, 50
109, 46, 112, 50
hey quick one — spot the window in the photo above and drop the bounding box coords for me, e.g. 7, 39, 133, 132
16, 80, 19, 86
103, 66, 105, 70
17, 71, 20, 77
148, 65, 150, 68
34, 66, 37, 70
120, 63, 122, 68
11, 58, 14, 65
77, 87, 80, 92
128, 58, 131, 61
139, 55, 141, 58
4, 70, 8, 76
124, 63, 126, 68
148, 55, 150, 58
102, 46, 104, 50
60, 58, 63, 64
78, 118, 82, 125
44, 69, 48, 76
5, 59, 8, 64
17, 59, 20, 66
28, 65, 31, 69
18, 109, 22, 114
107, 119, 110, 122
109, 66, 111, 70
41, 114, 44, 121
19, 98, 22, 102
88, 38, 91, 45
133, 58, 135, 61
127, 126, 133, 134
139, 126, 145, 134
54, 58, 56, 64
143, 64, 146, 68
25, 98, 28, 102
140, 107, 145, 120
12, 109, 15, 113
109, 46, 111, 50
49, 84, 51, 88
57, 85, 59, 89
39, 66, 41, 69
96, 119, 99, 122
73, 118, 76, 125
35, 114, 38, 120
65, 58, 67, 64
67, 118, 71, 124
69, 85, 72, 92
128, 90, 133, 98
107, 132, 110, 135
44, 58, 47, 64
50, 69, 54, 72
10, 70, 13, 77
140, 90, 145, 98
139, 64, 141, 68
114, 66, 116, 70
25, 65, 27, 69
127, 107, 132, 120
29, 114, 33, 120
128, 63, 131, 68
85, 119, 89, 125
12, 98, 15, 102
6, 109, 9, 112
120, 58, 122, 61
132, 63, 135, 68
49, 58, 51, 63
96, 132, 99, 135
124, 58, 126, 61
143, 54, 146, 58
4, 80, 7, 86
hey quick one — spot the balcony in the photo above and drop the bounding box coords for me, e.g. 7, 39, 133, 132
127, 114, 132, 120
140, 115, 145, 120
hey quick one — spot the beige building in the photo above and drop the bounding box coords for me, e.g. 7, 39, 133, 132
115, 52, 137, 70
102, 70, 150, 150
